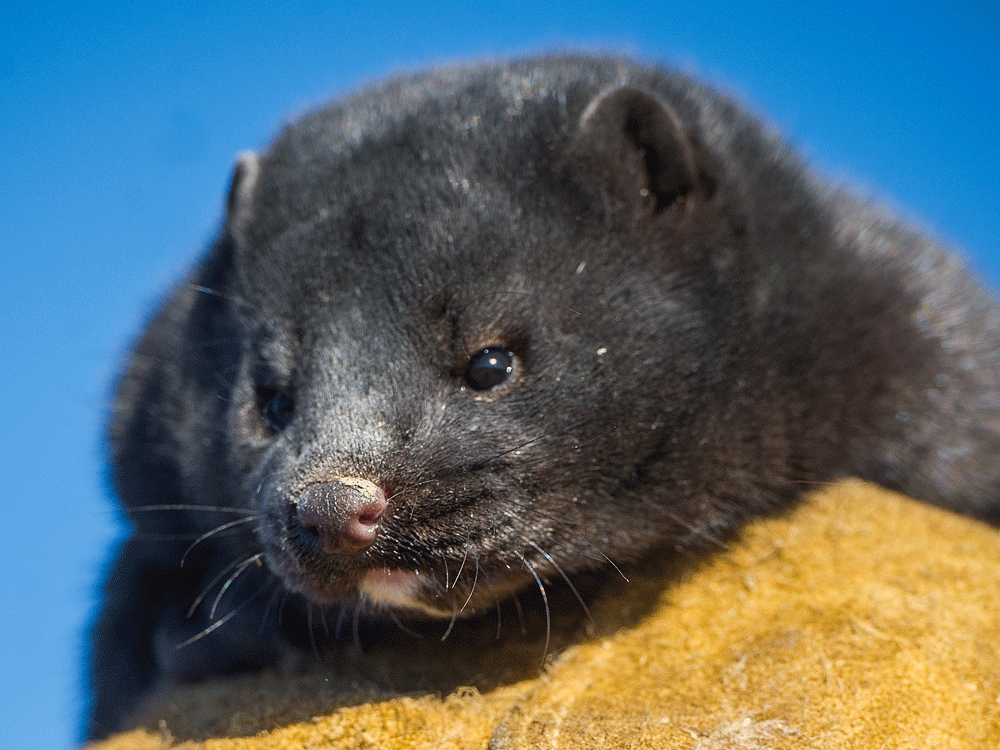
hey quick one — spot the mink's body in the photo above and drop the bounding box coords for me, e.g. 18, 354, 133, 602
87, 55, 1000, 740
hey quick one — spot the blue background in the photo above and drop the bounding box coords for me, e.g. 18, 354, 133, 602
3, 2, 997, 747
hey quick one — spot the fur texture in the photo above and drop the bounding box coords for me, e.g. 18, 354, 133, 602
88, 55, 1000, 740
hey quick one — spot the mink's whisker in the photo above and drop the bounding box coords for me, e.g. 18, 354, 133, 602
514, 552, 550, 659
526, 540, 593, 625
210, 553, 264, 620
497, 497, 629, 583
440, 600, 460, 642
260, 584, 285, 636
181, 516, 259, 567
441, 551, 450, 589
129, 504, 257, 515
187, 554, 258, 618
175, 584, 269, 650
459, 557, 481, 613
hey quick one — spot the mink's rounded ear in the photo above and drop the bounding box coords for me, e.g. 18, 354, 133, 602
571, 86, 707, 218
225, 151, 260, 233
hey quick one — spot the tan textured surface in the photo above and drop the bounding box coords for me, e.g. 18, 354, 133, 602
92, 480, 1000, 749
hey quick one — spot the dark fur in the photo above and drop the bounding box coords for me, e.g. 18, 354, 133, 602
87, 55, 1000, 740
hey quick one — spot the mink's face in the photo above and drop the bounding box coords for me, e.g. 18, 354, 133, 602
217, 84, 729, 619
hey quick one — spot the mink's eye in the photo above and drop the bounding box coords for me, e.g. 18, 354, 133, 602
258, 388, 295, 432
464, 348, 514, 391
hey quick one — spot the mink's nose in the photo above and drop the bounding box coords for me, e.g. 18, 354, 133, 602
295, 478, 387, 555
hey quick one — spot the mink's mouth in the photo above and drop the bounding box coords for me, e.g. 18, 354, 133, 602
274, 553, 537, 616
258, 474, 550, 616
267, 532, 539, 617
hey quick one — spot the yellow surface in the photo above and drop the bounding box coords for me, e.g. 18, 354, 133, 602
92, 480, 1000, 749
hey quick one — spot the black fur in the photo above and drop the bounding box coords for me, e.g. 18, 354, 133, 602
87, 54, 1000, 740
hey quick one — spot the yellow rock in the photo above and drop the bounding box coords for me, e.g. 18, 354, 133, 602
91, 480, 1000, 750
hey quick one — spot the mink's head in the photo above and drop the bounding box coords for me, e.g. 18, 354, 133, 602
206, 58, 782, 618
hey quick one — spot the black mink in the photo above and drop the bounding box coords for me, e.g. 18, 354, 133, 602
87, 54, 1000, 740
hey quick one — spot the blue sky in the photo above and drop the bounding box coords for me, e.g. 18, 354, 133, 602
3, 2, 997, 747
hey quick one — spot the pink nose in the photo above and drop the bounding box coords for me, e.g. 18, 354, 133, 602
296, 479, 387, 555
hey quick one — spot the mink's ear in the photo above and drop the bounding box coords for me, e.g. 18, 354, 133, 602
225, 151, 260, 233
571, 86, 707, 217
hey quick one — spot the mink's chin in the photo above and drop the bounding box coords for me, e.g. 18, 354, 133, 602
265, 547, 443, 611
278, 560, 535, 618
356, 568, 458, 617
277, 565, 452, 616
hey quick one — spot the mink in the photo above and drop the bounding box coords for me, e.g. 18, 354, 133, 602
87, 54, 1000, 740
